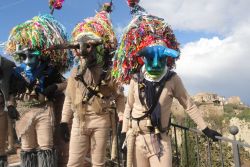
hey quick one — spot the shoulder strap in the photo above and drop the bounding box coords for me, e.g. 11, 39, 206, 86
133, 71, 176, 120
75, 66, 107, 102
147, 71, 176, 115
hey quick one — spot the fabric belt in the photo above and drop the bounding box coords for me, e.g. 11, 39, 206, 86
130, 117, 170, 134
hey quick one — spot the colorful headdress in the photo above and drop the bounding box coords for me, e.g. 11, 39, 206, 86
71, 2, 117, 60
112, 0, 180, 83
5, 14, 73, 72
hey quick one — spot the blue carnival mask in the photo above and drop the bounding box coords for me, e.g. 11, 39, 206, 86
138, 45, 179, 76
15, 49, 41, 70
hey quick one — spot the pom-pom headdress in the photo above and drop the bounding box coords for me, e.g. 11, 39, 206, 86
5, 14, 73, 72
71, 2, 117, 64
112, 0, 180, 83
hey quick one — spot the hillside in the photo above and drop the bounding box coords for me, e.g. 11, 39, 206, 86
171, 92, 250, 166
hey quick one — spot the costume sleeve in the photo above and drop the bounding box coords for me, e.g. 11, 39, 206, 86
56, 80, 67, 92
61, 95, 73, 123
173, 75, 207, 130
122, 79, 135, 133
115, 89, 126, 120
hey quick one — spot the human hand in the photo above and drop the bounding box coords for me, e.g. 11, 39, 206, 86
59, 122, 70, 142
118, 114, 123, 122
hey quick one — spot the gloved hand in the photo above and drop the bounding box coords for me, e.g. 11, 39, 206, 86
7, 105, 20, 120
120, 132, 127, 153
202, 127, 222, 141
59, 122, 70, 142
43, 84, 58, 99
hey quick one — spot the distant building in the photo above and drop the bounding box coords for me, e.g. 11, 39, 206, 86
227, 96, 243, 105
193, 92, 225, 105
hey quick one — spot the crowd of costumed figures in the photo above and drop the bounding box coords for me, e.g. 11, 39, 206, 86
0, 0, 221, 167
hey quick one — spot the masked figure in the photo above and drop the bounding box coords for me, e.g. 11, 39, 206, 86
5, 14, 73, 167
112, 1, 222, 167
0, 55, 16, 167
60, 2, 125, 167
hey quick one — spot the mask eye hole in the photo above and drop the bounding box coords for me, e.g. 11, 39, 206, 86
167, 57, 174, 67
86, 44, 91, 49
27, 54, 34, 59
159, 57, 165, 62
17, 53, 27, 60
147, 56, 153, 62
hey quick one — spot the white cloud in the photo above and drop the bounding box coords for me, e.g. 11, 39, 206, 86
175, 21, 250, 104
141, 0, 250, 34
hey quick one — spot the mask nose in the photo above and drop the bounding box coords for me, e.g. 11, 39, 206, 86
152, 48, 160, 68
152, 56, 159, 68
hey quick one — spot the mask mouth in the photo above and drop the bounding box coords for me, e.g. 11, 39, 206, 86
146, 68, 165, 77
148, 69, 163, 75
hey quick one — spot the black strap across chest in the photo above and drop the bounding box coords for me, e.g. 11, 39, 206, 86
75, 66, 108, 102
131, 71, 176, 121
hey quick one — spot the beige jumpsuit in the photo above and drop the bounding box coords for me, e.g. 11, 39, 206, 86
8, 81, 66, 166
61, 67, 125, 167
17, 102, 54, 151
13, 82, 66, 151
122, 74, 207, 167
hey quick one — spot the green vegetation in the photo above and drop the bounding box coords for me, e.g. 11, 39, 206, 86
223, 104, 250, 122
237, 108, 250, 121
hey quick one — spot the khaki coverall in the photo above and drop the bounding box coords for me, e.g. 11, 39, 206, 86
61, 67, 125, 167
13, 82, 66, 151
8, 79, 66, 166
122, 74, 207, 167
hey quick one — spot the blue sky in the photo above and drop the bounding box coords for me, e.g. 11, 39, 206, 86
0, 0, 215, 46
1, 0, 250, 105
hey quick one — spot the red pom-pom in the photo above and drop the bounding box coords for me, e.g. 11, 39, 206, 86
127, 0, 139, 7
54, 0, 64, 9
49, 0, 64, 10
